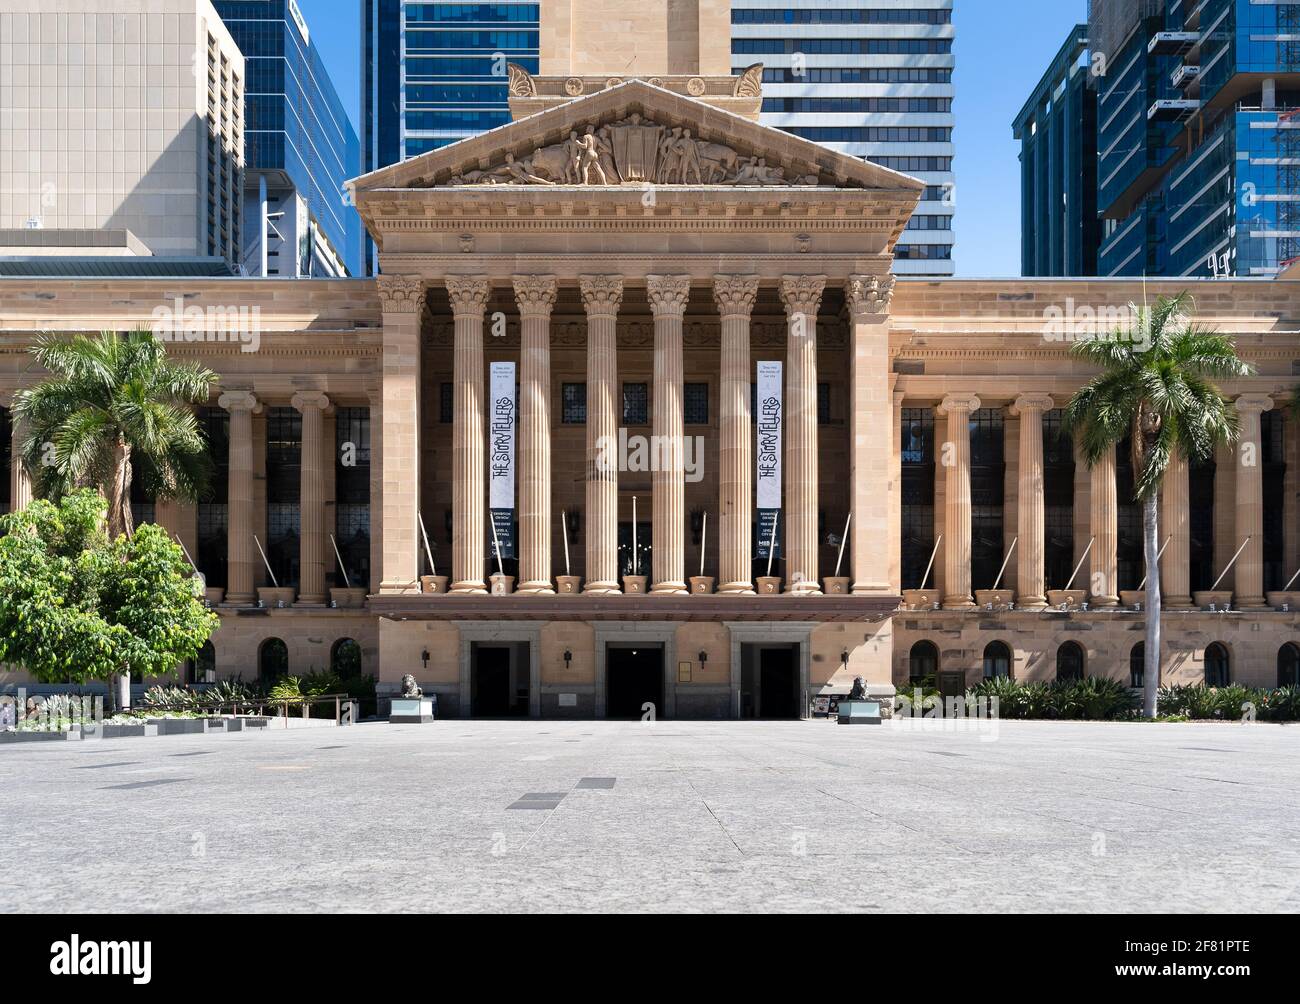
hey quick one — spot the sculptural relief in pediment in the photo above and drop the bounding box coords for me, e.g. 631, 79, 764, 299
445, 114, 823, 189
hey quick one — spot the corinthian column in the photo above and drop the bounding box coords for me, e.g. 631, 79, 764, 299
846, 274, 896, 595
9, 410, 31, 511
1012, 394, 1053, 609
513, 275, 558, 595
580, 275, 624, 594
219, 391, 260, 605
939, 394, 979, 609
1160, 450, 1192, 608
713, 275, 759, 595
292, 392, 332, 605
1235, 394, 1274, 608
780, 275, 826, 595
377, 274, 426, 595
647, 274, 690, 595
446, 275, 491, 595
1090, 445, 1119, 606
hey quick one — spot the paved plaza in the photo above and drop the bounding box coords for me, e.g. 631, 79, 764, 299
1, 719, 1297, 913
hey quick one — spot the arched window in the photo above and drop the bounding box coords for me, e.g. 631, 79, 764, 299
194, 641, 216, 685
1279, 644, 1300, 689
982, 642, 1012, 680
331, 638, 362, 678
1056, 642, 1085, 682
908, 641, 939, 686
1129, 643, 1145, 689
1205, 643, 1231, 688
259, 638, 288, 684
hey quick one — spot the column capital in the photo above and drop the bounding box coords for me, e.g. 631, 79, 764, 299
218, 391, 260, 414
845, 274, 896, 317
376, 274, 427, 313
579, 274, 624, 316
939, 393, 981, 416
646, 274, 692, 317
291, 391, 333, 415
779, 274, 826, 317
1235, 393, 1274, 415
445, 275, 491, 316
1011, 393, 1055, 416
712, 275, 760, 319
511, 275, 558, 316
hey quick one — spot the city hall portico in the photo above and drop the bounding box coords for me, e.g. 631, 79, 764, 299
350, 74, 920, 713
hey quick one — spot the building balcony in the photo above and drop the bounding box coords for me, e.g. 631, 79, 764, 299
1149, 32, 1199, 57
1148, 98, 1200, 123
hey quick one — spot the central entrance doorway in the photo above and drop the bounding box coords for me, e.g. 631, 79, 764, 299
470, 642, 530, 718
605, 645, 664, 720
739, 644, 800, 719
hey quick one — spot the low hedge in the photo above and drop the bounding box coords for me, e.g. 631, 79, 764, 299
948, 680, 1300, 722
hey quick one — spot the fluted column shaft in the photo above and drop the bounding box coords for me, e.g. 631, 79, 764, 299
581, 275, 624, 594
293, 392, 331, 605
219, 391, 259, 604
780, 275, 826, 594
377, 275, 426, 595
1013, 395, 1053, 609
514, 276, 558, 595
447, 276, 491, 595
1235, 394, 1274, 607
846, 274, 896, 595
714, 275, 759, 595
9, 413, 31, 511
1160, 451, 1192, 607
648, 275, 690, 595
1090, 445, 1119, 606
940, 394, 979, 609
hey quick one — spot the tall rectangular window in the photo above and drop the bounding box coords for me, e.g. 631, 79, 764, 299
197, 407, 230, 590
1115, 437, 1143, 592
0, 407, 11, 515
265, 407, 301, 588
623, 383, 649, 425
684, 383, 709, 425
900, 407, 935, 589
562, 383, 587, 424
969, 408, 1005, 590
1043, 410, 1075, 589
335, 407, 371, 589
1189, 456, 1216, 592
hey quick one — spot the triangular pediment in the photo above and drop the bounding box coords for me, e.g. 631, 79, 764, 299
351, 79, 925, 197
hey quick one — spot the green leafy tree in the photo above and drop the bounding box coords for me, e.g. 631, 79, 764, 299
14, 330, 217, 540
0, 491, 218, 710
1064, 293, 1252, 718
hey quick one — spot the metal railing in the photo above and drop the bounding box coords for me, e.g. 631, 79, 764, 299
141, 693, 356, 724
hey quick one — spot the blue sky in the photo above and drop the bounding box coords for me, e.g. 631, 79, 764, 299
300, 0, 1087, 278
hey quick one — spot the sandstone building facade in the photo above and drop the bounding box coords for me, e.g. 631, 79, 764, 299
1, 4, 1298, 714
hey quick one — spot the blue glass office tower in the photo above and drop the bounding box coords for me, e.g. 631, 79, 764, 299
1091, 0, 1300, 277
1014, 25, 1101, 277
362, 2, 540, 272
215, 0, 362, 277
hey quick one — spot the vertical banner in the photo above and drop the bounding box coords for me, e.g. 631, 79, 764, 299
755, 360, 783, 562
489, 362, 516, 560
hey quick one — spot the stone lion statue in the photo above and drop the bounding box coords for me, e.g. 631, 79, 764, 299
848, 677, 868, 701
400, 675, 423, 699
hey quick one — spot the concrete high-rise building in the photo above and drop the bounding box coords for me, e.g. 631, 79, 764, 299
0, 0, 245, 274
1013, 25, 1101, 277
732, 0, 956, 276
1090, 0, 1300, 277
214, 0, 363, 277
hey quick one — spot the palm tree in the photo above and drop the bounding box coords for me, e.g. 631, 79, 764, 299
14, 330, 217, 541
1064, 293, 1252, 719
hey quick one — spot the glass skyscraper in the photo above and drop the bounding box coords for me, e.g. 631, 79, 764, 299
215, 0, 362, 277
1089, 0, 1300, 277
731, 1, 957, 276
362, 2, 540, 273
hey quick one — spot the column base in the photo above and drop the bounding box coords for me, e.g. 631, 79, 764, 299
1092, 597, 1120, 608
651, 582, 688, 596
380, 579, 423, 596
1018, 598, 1048, 611
789, 582, 823, 596
943, 596, 976, 611
296, 600, 327, 609
1237, 599, 1270, 611
584, 582, 622, 596
852, 584, 894, 597
222, 593, 255, 607
718, 582, 756, 596
1165, 596, 1194, 609
516, 582, 556, 596
451, 581, 488, 596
